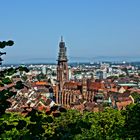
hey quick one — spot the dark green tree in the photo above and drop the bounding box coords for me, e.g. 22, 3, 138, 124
123, 103, 140, 139
36, 73, 46, 81
131, 92, 140, 103
0, 40, 29, 115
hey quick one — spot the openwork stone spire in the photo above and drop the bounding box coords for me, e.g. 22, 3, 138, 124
58, 36, 68, 62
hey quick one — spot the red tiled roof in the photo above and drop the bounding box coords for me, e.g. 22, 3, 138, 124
87, 82, 102, 90
122, 86, 129, 90
0, 83, 15, 91
108, 88, 118, 92
35, 81, 49, 86
128, 88, 140, 93
38, 105, 45, 111
63, 81, 81, 89
116, 100, 133, 110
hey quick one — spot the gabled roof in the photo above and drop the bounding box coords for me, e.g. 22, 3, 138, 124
35, 81, 49, 86
63, 81, 81, 89
87, 82, 102, 90
116, 100, 133, 110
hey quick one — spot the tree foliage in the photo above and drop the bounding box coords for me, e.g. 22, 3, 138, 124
0, 39, 29, 115
123, 103, 140, 139
0, 104, 140, 139
37, 73, 46, 81
0, 40, 14, 48
131, 92, 140, 103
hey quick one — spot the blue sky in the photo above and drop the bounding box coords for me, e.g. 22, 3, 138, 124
0, 0, 140, 64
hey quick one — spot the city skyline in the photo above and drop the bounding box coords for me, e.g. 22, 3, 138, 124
1, 0, 140, 64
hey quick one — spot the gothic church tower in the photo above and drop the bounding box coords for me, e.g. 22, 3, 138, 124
57, 36, 69, 91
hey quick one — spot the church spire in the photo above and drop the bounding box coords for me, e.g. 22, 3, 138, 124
57, 36, 69, 93
61, 36, 63, 42
58, 36, 67, 61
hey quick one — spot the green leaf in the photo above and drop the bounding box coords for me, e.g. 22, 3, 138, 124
16, 120, 27, 130
2, 77, 12, 84
14, 81, 24, 89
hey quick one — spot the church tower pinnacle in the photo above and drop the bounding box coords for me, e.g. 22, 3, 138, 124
61, 36, 63, 42
57, 36, 69, 92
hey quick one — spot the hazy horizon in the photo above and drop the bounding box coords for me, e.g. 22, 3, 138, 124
1, 0, 140, 64
3, 56, 140, 65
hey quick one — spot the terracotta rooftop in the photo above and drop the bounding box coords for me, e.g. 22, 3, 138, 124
116, 100, 133, 110
63, 81, 81, 89
111, 92, 130, 98
35, 81, 49, 86
87, 82, 102, 91
0, 83, 14, 91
